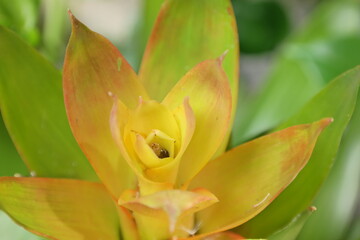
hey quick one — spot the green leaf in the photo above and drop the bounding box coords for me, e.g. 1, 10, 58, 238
191, 119, 330, 238
345, 216, 360, 240
139, 0, 239, 113
132, 0, 164, 69
0, 114, 28, 176
139, 0, 239, 155
232, 0, 290, 53
0, 26, 97, 180
231, 0, 360, 145
235, 67, 360, 237
41, 0, 69, 63
297, 93, 360, 240
0, 0, 40, 46
0, 177, 120, 240
268, 208, 315, 240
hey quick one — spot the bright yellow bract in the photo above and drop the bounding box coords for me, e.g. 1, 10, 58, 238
111, 97, 195, 185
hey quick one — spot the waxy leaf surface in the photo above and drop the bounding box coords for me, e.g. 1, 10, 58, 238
140, 0, 238, 103
190, 119, 331, 238
236, 67, 360, 237
0, 177, 119, 240
163, 59, 232, 187
63, 14, 148, 198
298, 93, 360, 240
268, 208, 315, 240
139, 0, 239, 153
0, 26, 96, 180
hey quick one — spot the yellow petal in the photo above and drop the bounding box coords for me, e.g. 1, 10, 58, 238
119, 188, 218, 238
163, 58, 232, 188
110, 99, 173, 194
133, 132, 174, 168
127, 99, 180, 141
111, 96, 196, 191
145, 98, 196, 184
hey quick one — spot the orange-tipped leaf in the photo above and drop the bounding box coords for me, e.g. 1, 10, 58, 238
0, 177, 120, 240
190, 118, 332, 237
63, 13, 148, 198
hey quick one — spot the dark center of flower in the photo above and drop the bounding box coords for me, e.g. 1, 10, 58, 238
149, 143, 169, 159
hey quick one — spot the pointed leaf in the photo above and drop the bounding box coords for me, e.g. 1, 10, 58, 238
268, 207, 316, 240
297, 94, 360, 240
236, 67, 360, 237
232, 0, 360, 145
0, 177, 120, 240
190, 119, 330, 238
140, 0, 238, 103
162, 59, 232, 187
63, 14, 149, 198
139, 0, 239, 153
0, 26, 96, 180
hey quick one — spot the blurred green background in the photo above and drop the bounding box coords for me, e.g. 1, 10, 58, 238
0, 0, 359, 239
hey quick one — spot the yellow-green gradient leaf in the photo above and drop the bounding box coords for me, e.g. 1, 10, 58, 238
0, 26, 96, 180
63, 13, 149, 198
163, 59, 232, 188
0, 177, 119, 240
199, 232, 245, 240
139, 0, 239, 153
140, 0, 238, 102
236, 67, 360, 237
190, 119, 331, 237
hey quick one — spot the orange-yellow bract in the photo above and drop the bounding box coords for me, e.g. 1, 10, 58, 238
0, 1, 332, 239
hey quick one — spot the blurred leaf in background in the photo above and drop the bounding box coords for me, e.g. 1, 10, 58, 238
0, 0, 40, 46
232, 0, 290, 54
40, 0, 69, 65
235, 65, 360, 237
297, 92, 360, 240
232, 0, 360, 145
132, 0, 163, 70
232, 0, 360, 239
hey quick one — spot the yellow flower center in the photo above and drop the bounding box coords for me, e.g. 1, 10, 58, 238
111, 97, 194, 184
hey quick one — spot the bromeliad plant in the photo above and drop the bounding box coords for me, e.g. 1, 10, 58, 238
1, 0, 359, 239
